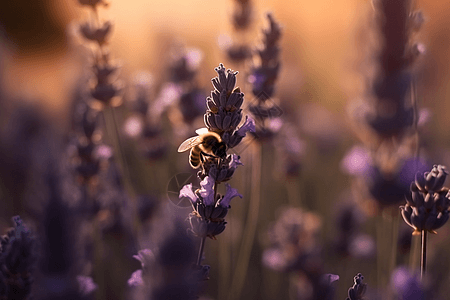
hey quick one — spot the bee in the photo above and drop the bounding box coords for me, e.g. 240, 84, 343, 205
178, 128, 227, 169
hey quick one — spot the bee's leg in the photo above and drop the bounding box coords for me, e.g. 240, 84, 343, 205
200, 151, 217, 166
200, 151, 206, 165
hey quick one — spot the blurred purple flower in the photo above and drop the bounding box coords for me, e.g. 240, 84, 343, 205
348, 234, 376, 259
263, 207, 322, 272
77, 275, 97, 296
127, 270, 144, 287
123, 115, 144, 138
341, 145, 372, 176
391, 267, 424, 300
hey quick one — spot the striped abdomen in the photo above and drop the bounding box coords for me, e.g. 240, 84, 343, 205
189, 146, 202, 169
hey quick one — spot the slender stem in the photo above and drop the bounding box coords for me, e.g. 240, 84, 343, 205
411, 77, 420, 170
197, 236, 206, 266
197, 181, 218, 266
110, 107, 133, 191
421, 230, 427, 280
228, 142, 261, 300
376, 214, 384, 290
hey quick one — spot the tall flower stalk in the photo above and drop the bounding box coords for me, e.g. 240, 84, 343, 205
345, 0, 426, 290
400, 165, 450, 279
178, 63, 255, 280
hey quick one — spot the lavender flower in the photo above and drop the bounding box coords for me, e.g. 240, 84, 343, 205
232, 0, 253, 31
79, 20, 112, 46
262, 207, 337, 299
165, 45, 207, 125
178, 64, 253, 285
400, 165, 450, 234
204, 63, 248, 138
179, 176, 242, 239
342, 145, 430, 207
226, 44, 252, 63
77, 1, 122, 109
249, 13, 282, 100
262, 207, 322, 272
128, 222, 200, 300
77, 275, 98, 296
179, 64, 251, 239
0, 216, 36, 300
246, 13, 283, 141
123, 74, 168, 160
391, 267, 424, 300
363, 0, 424, 139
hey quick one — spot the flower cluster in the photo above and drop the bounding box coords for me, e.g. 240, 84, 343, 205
342, 145, 431, 209
262, 207, 338, 299
400, 165, 450, 234
180, 176, 242, 239
123, 73, 168, 160
204, 63, 255, 148
232, 0, 252, 31
249, 13, 282, 100
391, 267, 425, 300
78, 0, 122, 108
165, 45, 207, 126
128, 222, 202, 300
360, 0, 425, 139
247, 13, 283, 140
262, 207, 322, 272
180, 64, 254, 242
70, 101, 109, 184
220, 0, 253, 64
177, 64, 254, 285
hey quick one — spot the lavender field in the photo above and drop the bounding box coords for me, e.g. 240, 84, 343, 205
1, 0, 450, 299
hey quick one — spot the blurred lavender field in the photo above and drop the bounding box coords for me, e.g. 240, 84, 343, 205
1, 0, 450, 299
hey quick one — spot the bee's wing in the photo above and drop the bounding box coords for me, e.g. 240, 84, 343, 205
195, 128, 209, 135
178, 136, 202, 152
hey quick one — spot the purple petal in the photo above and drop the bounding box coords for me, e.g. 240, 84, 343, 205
199, 176, 215, 206
220, 184, 242, 207
132, 249, 154, 268
236, 116, 256, 137
229, 154, 243, 169
77, 276, 98, 296
179, 184, 198, 205
127, 270, 144, 287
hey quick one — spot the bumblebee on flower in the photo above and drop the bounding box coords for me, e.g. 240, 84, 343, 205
178, 63, 254, 268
